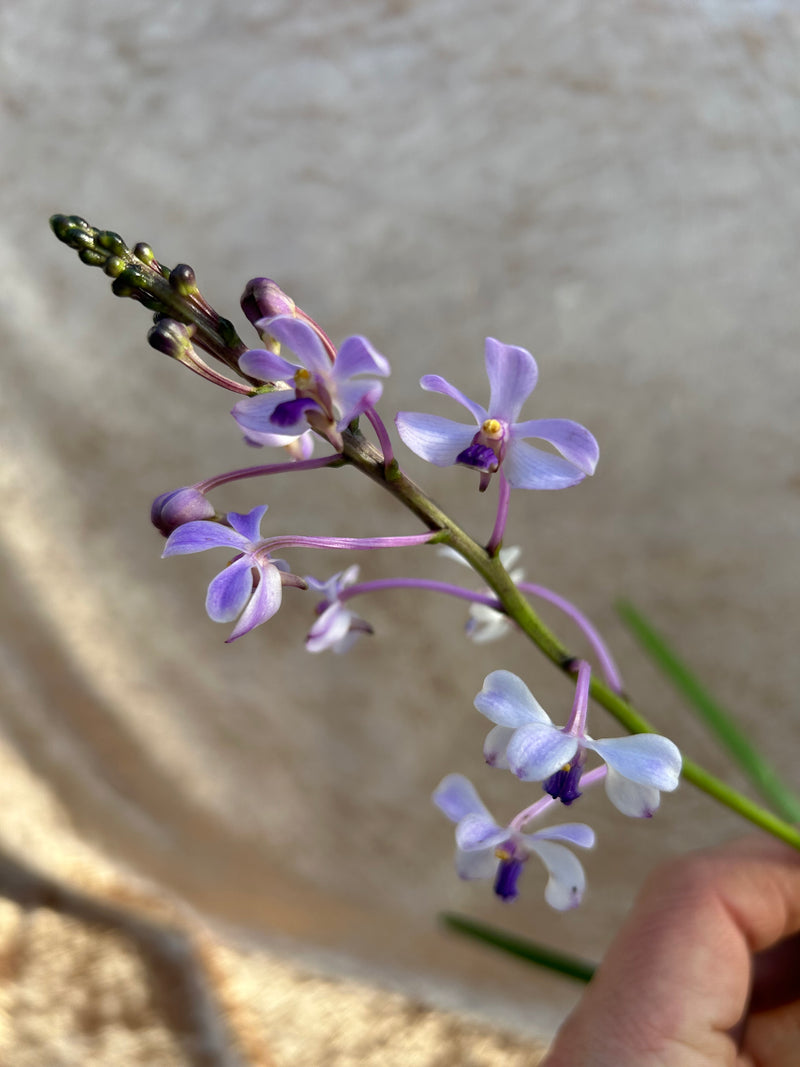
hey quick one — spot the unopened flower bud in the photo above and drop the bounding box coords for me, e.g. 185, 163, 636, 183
134, 242, 155, 266
147, 318, 195, 361
240, 278, 296, 330
169, 263, 198, 297
151, 487, 215, 536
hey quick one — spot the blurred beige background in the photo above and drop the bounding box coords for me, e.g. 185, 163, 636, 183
2, 0, 800, 1055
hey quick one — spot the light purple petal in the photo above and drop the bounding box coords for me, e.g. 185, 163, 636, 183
604, 768, 662, 818
485, 338, 538, 423
455, 813, 508, 852
586, 734, 682, 791
483, 725, 515, 769
232, 391, 298, 435
465, 605, 511, 644
226, 564, 284, 642
240, 426, 310, 449
454, 845, 498, 881
525, 840, 587, 910
305, 564, 359, 600
474, 670, 551, 728
205, 556, 255, 622
238, 348, 297, 382
512, 418, 599, 476
162, 520, 249, 557
528, 823, 596, 849
306, 602, 353, 653
335, 379, 384, 425
503, 438, 588, 490
333, 335, 391, 380
226, 505, 268, 543
258, 315, 332, 375
420, 375, 486, 424
506, 723, 578, 782
433, 773, 492, 824
394, 412, 477, 466
329, 625, 368, 655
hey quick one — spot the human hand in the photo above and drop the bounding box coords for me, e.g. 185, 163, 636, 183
542, 836, 800, 1067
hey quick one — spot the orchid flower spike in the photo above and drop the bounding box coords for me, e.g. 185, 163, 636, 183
304, 565, 373, 653
232, 315, 390, 451
162, 506, 306, 642
395, 338, 598, 491
433, 774, 595, 909
475, 666, 682, 817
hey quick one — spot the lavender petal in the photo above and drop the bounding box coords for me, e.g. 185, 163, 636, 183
432, 773, 491, 823
162, 520, 249, 557
306, 602, 353, 653
483, 725, 514, 768
420, 374, 486, 423
604, 768, 662, 817
455, 813, 508, 853
238, 348, 297, 382
226, 505, 268, 543
506, 723, 578, 782
474, 669, 551, 727
454, 845, 499, 881
232, 391, 297, 434
484, 338, 538, 423
526, 840, 587, 910
205, 556, 255, 622
586, 734, 682, 791
334, 335, 391, 380
226, 564, 284, 641
528, 823, 596, 849
394, 412, 476, 466
503, 438, 588, 490
335, 378, 385, 424
513, 418, 599, 475
258, 315, 332, 375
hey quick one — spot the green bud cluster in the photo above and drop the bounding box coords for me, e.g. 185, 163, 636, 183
50, 214, 248, 374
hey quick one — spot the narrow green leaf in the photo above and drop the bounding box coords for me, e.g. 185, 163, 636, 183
618, 601, 800, 823
440, 913, 596, 983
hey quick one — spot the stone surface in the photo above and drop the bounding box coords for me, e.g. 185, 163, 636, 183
2, 0, 799, 1050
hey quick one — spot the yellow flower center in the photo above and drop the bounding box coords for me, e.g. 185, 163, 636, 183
481, 418, 503, 439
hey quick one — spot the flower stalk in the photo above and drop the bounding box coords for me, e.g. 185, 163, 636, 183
50, 213, 800, 861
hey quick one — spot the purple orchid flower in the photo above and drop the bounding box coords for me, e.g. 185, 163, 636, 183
162, 505, 305, 642
304, 565, 373, 654
475, 666, 682, 817
433, 773, 595, 909
231, 316, 390, 451
395, 337, 598, 490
